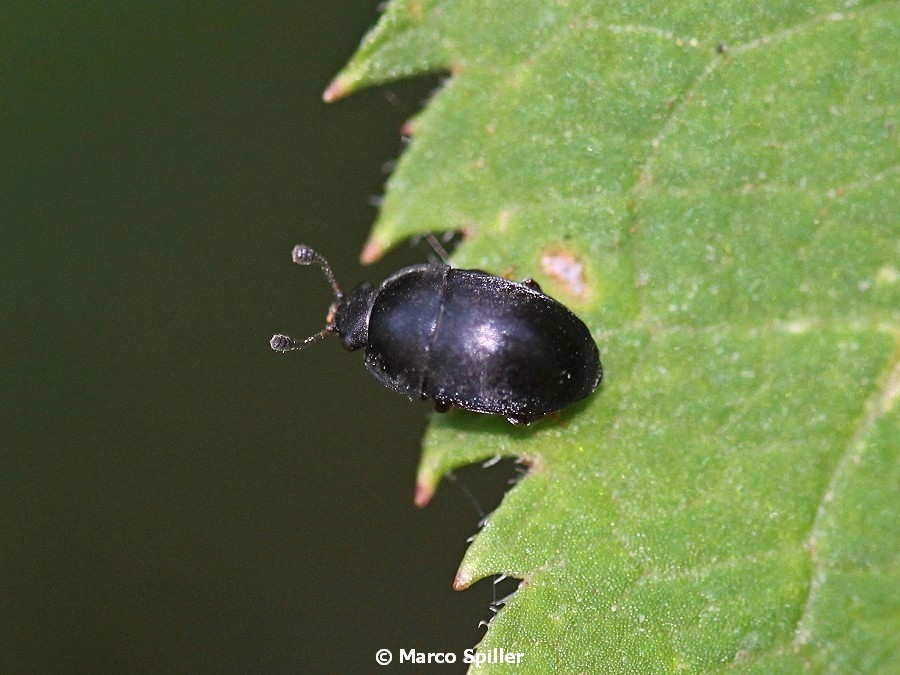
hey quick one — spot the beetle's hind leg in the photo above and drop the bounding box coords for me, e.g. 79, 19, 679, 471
520, 278, 544, 294
432, 400, 452, 413
417, 231, 463, 265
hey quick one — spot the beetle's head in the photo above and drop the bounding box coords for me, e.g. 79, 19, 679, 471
271, 244, 372, 354
331, 282, 375, 351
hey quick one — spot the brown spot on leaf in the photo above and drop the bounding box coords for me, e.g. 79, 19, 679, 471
407, 0, 425, 20
459, 225, 475, 241
540, 248, 588, 299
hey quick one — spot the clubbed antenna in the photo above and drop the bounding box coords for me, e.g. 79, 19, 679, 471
291, 244, 342, 298
270, 245, 342, 353
270, 330, 331, 352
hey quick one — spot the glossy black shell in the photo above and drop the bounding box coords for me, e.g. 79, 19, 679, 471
333, 263, 601, 424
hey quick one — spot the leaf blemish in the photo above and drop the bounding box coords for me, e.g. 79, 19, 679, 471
496, 209, 513, 232
541, 248, 588, 299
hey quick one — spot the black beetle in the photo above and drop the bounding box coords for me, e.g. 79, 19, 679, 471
270, 244, 602, 424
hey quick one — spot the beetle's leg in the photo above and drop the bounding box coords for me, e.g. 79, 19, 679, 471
433, 400, 451, 413
520, 278, 544, 294
424, 233, 451, 265
270, 328, 332, 352
506, 415, 534, 425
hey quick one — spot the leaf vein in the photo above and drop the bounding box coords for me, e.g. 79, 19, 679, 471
792, 352, 900, 647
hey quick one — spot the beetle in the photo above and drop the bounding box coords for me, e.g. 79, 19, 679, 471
270, 243, 602, 424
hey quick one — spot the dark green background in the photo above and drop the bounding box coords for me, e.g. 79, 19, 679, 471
2, 4, 513, 671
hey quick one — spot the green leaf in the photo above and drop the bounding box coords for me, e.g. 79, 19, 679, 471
331, 1, 899, 671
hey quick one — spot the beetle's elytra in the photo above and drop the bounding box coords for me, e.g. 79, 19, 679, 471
271, 244, 602, 425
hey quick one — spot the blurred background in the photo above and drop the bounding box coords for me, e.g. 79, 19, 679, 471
2, 3, 516, 671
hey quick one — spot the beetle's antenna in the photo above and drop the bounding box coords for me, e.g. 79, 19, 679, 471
270, 329, 333, 352
291, 244, 343, 298
270, 246, 343, 353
